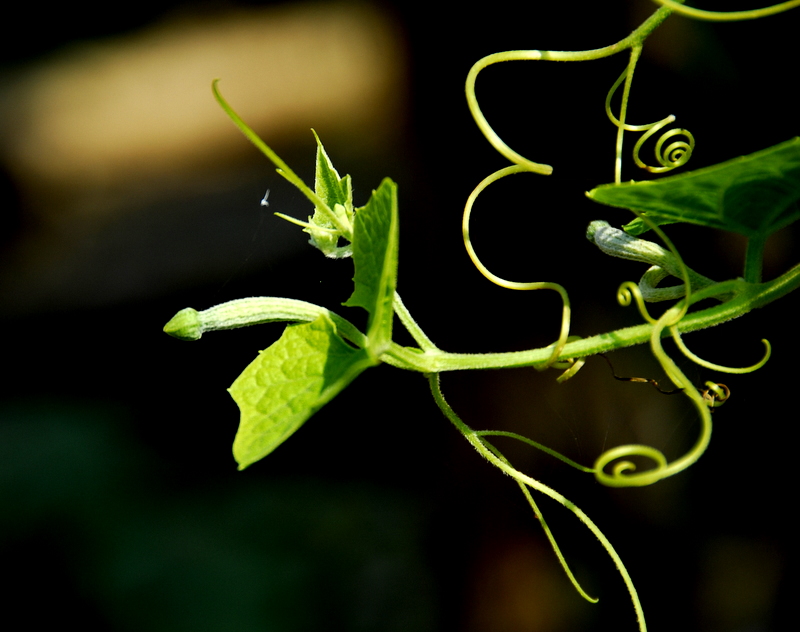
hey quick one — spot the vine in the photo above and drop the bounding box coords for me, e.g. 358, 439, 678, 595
164, 2, 800, 630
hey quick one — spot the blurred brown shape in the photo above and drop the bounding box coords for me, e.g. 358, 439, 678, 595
1, 1, 405, 202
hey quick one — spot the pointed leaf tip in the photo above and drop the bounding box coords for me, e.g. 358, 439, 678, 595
344, 178, 399, 356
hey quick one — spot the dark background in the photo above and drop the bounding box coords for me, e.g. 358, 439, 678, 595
2, 2, 797, 631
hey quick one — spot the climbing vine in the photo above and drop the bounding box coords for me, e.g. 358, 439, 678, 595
164, 2, 800, 630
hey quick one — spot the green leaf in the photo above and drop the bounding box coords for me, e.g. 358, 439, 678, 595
587, 137, 800, 238
344, 178, 399, 357
229, 314, 374, 469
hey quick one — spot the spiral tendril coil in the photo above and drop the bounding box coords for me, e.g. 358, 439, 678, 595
606, 68, 695, 175
594, 444, 670, 487
633, 117, 695, 173
617, 281, 657, 323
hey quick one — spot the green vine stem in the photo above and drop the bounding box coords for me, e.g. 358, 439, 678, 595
168, 269, 790, 489
744, 235, 766, 283
177, 263, 800, 377
388, 274, 784, 368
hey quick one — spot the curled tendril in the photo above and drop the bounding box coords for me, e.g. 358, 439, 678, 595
594, 242, 767, 487
593, 303, 713, 487
593, 208, 711, 488
594, 444, 670, 487
594, 213, 727, 488
702, 382, 730, 409
463, 165, 571, 367
633, 117, 695, 173
617, 281, 658, 324
606, 67, 694, 175
671, 329, 772, 373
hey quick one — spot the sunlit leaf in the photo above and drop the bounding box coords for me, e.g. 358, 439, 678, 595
230, 315, 374, 469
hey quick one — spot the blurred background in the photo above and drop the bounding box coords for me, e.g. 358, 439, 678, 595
1, 1, 797, 630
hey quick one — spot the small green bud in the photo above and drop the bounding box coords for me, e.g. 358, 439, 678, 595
163, 308, 202, 341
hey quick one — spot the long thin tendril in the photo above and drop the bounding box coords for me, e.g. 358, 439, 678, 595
461, 7, 685, 373
671, 331, 771, 373
273, 212, 337, 233
613, 46, 641, 183
463, 165, 571, 367
461, 7, 680, 369
478, 435, 598, 604
475, 430, 595, 473
212, 80, 346, 235
650, 0, 800, 22
429, 374, 645, 631
461, 4, 700, 487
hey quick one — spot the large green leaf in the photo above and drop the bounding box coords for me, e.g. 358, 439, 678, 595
587, 137, 800, 238
229, 314, 374, 469
344, 178, 399, 357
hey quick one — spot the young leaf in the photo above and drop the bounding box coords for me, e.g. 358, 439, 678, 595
304, 131, 356, 258
229, 314, 375, 469
587, 137, 800, 239
343, 178, 399, 357
313, 130, 353, 212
